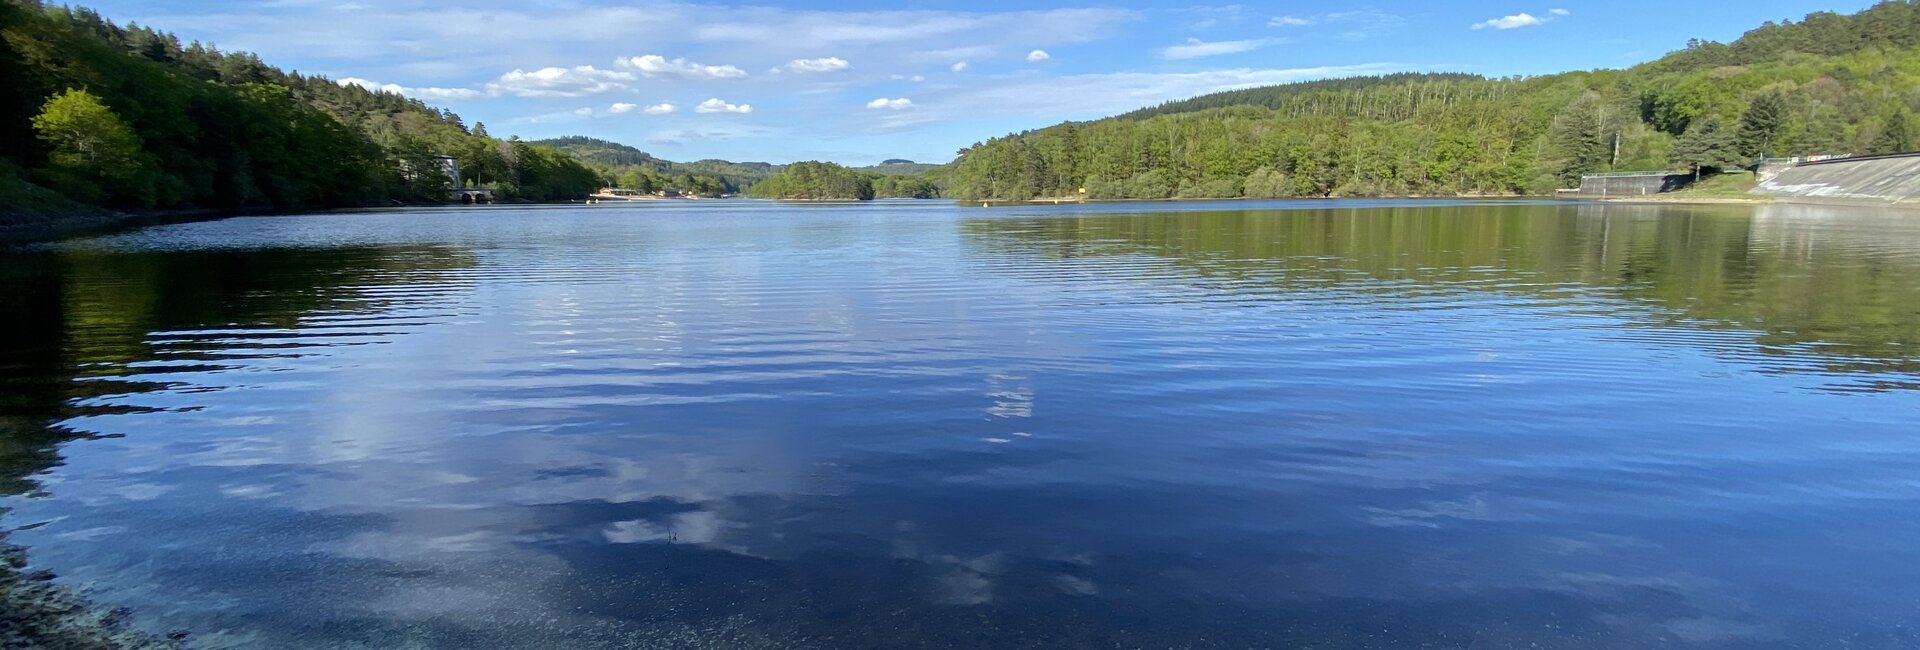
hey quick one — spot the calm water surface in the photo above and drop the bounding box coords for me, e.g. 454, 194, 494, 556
3, 200, 1920, 648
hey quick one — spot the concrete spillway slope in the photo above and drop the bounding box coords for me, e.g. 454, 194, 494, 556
1754, 153, 1920, 205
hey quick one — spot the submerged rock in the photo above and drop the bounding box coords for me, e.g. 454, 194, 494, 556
0, 538, 187, 650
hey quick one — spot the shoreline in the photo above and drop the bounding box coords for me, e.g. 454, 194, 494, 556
1, 531, 186, 648
1, 199, 597, 246
10, 193, 1912, 245
1597, 195, 1776, 205
962, 193, 1549, 206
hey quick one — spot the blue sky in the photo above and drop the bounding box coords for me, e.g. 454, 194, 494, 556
86, 0, 1874, 165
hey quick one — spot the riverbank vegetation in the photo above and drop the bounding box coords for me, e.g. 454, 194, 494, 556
743, 161, 945, 201
748, 162, 876, 200
948, 1, 1920, 201
0, 0, 601, 227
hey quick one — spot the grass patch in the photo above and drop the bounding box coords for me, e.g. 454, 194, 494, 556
1667, 171, 1760, 198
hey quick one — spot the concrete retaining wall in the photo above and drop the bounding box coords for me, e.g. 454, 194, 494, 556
1574, 173, 1693, 197
1754, 153, 1920, 205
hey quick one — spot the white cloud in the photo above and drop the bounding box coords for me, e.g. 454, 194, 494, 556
485, 66, 634, 97
125, 5, 1137, 100
695, 98, 753, 114
608, 102, 638, 114
784, 57, 851, 73
1159, 38, 1276, 60
1261, 10, 1404, 39
335, 77, 484, 101
1026, 49, 1050, 63
951, 61, 970, 73
644, 124, 768, 145
1473, 12, 1552, 30
866, 97, 914, 110
644, 102, 677, 115
574, 107, 594, 116
891, 74, 927, 82
1550, 8, 1572, 16
616, 54, 748, 79
689, 7, 1133, 49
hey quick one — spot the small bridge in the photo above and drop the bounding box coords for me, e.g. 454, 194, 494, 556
452, 189, 494, 204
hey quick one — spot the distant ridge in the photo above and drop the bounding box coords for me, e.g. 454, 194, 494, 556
1115, 73, 1487, 121
859, 160, 942, 176
533, 136, 777, 192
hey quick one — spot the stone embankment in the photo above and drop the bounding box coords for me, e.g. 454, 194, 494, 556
1753, 153, 1920, 206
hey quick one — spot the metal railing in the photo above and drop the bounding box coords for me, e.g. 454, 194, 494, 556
1758, 154, 1855, 165
1581, 170, 1683, 178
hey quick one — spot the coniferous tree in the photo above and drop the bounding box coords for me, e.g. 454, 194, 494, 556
1734, 91, 1789, 158
1871, 110, 1914, 154
1548, 92, 1612, 186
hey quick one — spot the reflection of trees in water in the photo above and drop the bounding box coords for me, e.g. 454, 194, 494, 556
961, 203, 1920, 386
0, 245, 475, 497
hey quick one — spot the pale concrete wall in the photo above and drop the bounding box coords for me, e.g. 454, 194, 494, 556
1574, 174, 1692, 197
1754, 153, 1920, 205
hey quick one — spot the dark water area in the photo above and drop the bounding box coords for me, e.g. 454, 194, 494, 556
3, 200, 1919, 648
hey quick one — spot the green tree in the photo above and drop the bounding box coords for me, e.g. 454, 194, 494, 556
1871, 110, 1914, 154
749, 161, 875, 200
1548, 92, 1611, 186
1670, 116, 1744, 178
1789, 111, 1849, 155
1243, 167, 1291, 198
1734, 91, 1789, 158
30, 88, 148, 204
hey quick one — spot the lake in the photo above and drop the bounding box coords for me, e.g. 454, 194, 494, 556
3, 199, 1919, 648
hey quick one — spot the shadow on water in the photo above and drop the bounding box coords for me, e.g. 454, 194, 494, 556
0, 245, 476, 495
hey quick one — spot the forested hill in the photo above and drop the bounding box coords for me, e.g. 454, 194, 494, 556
536, 136, 669, 167
948, 1, 1920, 201
857, 160, 943, 176
1, 0, 600, 227
533, 136, 777, 195
1114, 73, 1487, 121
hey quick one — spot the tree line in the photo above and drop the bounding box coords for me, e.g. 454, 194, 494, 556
947, 1, 1920, 201
1, 0, 602, 215
745, 161, 941, 200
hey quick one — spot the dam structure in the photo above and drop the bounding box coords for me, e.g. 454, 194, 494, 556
1753, 153, 1920, 206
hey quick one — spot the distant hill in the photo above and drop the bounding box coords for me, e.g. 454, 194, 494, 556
858, 160, 944, 176
0, 2, 601, 221
533, 136, 778, 193
533, 136, 667, 168
1114, 73, 1487, 121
